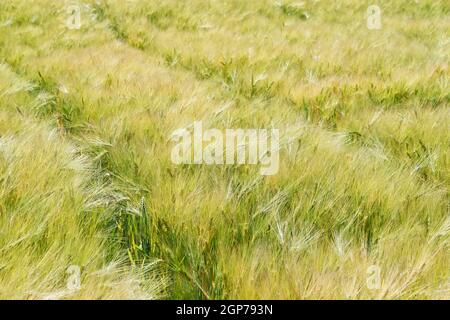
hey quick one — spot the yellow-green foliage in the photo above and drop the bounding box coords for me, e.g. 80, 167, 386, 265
0, 0, 448, 299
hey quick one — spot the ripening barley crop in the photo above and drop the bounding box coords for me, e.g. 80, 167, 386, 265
0, 0, 448, 300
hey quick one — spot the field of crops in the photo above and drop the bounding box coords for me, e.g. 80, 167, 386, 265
0, 0, 448, 299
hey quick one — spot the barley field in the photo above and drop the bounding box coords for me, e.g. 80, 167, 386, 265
0, 0, 448, 300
